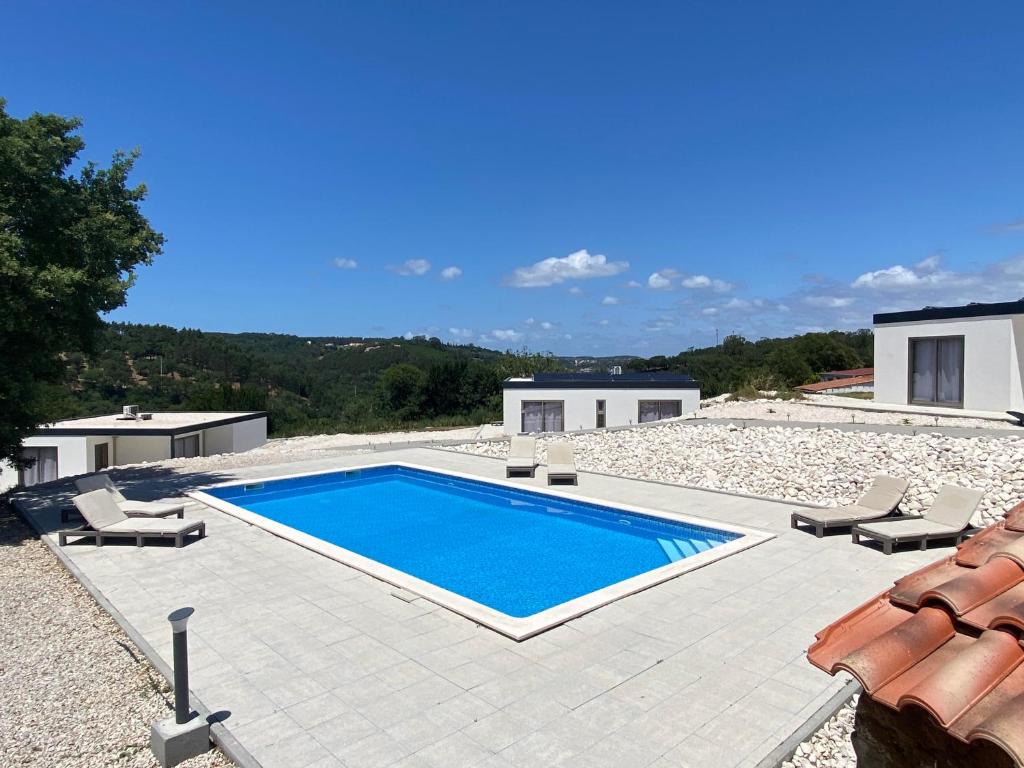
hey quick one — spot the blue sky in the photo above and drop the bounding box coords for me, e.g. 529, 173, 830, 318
4, 2, 1024, 355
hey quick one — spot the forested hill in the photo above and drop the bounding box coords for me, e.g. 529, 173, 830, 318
41, 324, 873, 438
41, 323, 561, 436
626, 330, 873, 397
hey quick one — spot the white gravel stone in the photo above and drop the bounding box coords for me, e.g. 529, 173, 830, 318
451, 422, 1023, 527
0, 506, 232, 768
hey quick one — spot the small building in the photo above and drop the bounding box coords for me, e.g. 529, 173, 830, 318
820, 366, 874, 382
502, 372, 700, 435
874, 299, 1024, 412
0, 409, 268, 491
796, 372, 874, 395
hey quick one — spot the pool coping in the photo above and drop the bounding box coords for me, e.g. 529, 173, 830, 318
188, 460, 775, 641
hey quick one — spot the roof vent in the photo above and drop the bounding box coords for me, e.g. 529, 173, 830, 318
117, 404, 140, 420
138, 412, 153, 420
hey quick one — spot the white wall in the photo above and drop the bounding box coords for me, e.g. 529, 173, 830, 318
228, 416, 267, 453
0, 435, 90, 491
114, 435, 172, 465
874, 315, 1024, 412
202, 423, 234, 456
503, 387, 700, 434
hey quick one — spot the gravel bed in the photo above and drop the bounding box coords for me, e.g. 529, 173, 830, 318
451, 421, 1024, 527
0, 503, 232, 768
782, 696, 858, 768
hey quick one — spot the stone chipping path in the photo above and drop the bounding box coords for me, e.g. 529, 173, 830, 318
0, 503, 232, 768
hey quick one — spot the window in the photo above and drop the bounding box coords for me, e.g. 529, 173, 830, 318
638, 400, 683, 423
521, 401, 564, 433
909, 337, 963, 406
174, 434, 201, 458
21, 447, 58, 487
595, 400, 606, 429
94, 442, 110, 471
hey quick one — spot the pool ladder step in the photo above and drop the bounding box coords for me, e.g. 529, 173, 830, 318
657, 536, 715, 562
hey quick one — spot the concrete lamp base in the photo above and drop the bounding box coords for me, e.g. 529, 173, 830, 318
151, 713, 211, 768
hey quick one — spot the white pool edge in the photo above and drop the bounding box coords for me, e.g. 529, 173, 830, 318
188, 461, 775, 641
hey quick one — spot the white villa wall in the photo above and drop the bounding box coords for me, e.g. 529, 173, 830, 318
0, 435, 89, 491
874, 315, 1024, 412
503, 387, 700, 434
114, 435, 172, 465
202, 424, 234, 456
229, 416, 267, 452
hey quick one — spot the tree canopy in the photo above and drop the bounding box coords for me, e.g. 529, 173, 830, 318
0, 99, 164, 464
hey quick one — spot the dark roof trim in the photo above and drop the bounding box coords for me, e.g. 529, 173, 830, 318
33, 411, 268, 437
874, 300, 1024, 325
503, 379, 700, 390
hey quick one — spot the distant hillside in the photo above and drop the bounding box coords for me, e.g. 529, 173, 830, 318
41, 323, 561, 436
626, 330, 873, 397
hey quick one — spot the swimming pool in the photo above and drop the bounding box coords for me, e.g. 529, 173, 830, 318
192, 463, 770, 639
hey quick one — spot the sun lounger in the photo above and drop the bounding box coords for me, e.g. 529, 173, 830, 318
59, 489, 205, 548
74, 473, 185, 518
791, 475, 910, 537
506, 436, 538, 478
852, 485, 984, 554
546, 442, 578, 486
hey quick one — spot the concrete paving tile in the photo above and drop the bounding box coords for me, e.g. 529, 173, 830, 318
308, 710, 380, 754
251, 731, 334, 768
335, 729, 416, 768
284, 691, 352, 729
461, 709, 533, 753
415, 731, 496, 768
499, 731, 579, 767
657, 733, 743, 768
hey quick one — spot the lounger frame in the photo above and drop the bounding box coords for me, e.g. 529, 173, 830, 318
60, 506, 185, 523
506, 464, 537, 479
790, 510, 920, 538
58, 521, 205, 548
851, 522, 974, 555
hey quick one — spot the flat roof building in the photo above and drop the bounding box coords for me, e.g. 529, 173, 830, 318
1, 409, 268, 491
873, 299, 1024, 414
502, 372, 700, 434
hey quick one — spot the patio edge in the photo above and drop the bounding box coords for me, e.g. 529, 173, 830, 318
8, 497, 264, 768
755, 678, 861, 768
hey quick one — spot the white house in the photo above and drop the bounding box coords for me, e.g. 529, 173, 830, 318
502, 372, 700, 435
0, 409, 268, 491
874, 300, 1024, 413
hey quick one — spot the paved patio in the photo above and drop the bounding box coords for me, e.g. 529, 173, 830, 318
14, 448, 952, 768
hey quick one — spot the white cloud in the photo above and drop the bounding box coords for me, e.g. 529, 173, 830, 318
625, 280, 643, 288
540, 321, 555, 330
391, 258, 431, 276
332, 258, 358, 269
440, 266, 462, 281
490, 329, 522, 342
568, 286, 584, 296
723, 297, 752, 310
681, 274, 733, 292
448, 327, 474, 339
601, 296, 620, 305
701, 307, 718, 316
804, 295, 855, 308
506, 249, 628, 288
648, 272, 672, 290
599, 319, 610, 326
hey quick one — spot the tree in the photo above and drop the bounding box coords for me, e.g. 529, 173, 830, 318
0, 100, 164, 464
376, 364, 426, 420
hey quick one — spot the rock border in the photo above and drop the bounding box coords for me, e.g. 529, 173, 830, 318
9, 497, 264, 768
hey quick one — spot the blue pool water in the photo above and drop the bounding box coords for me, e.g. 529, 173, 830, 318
209, 466, 739, 617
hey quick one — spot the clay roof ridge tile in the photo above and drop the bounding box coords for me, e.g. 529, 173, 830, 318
919, 558, 1024, 616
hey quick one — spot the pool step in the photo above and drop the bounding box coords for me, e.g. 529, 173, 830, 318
657, 536, 716, 562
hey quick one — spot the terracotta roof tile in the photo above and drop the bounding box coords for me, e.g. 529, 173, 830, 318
795, 374, 874, 393
808, 500, 1024, 767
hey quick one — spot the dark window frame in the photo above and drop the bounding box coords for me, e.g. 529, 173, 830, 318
520, 400, 565, 433
595, 399, 606, 429
907, 335, 965, 408
637, 399, 683, 423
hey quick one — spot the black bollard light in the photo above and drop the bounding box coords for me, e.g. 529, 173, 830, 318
167, 607, 195, 724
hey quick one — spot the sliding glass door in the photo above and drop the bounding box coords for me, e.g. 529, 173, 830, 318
521, 401, 564, 433
909, 337, 963, 406
21, 447, 58, 487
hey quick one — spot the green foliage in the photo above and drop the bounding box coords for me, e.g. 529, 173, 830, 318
0, 100, 164, 464
35, 323, 566, 437
628, 329, 872, 398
